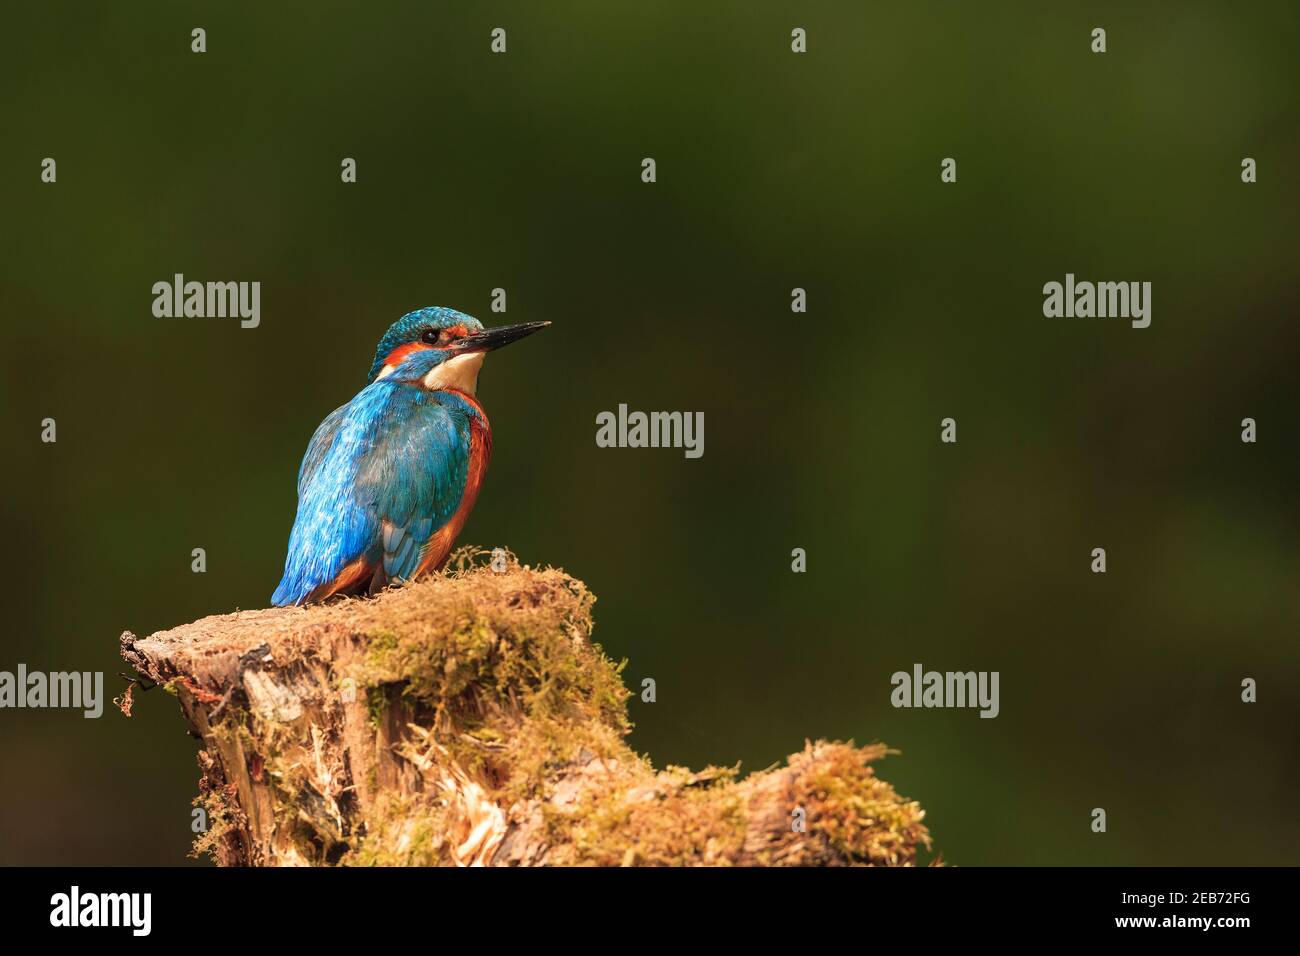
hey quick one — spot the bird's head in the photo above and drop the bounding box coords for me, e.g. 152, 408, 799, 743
367, 307, 549, 394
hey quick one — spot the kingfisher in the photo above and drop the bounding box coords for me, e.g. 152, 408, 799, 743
270, 307, 548, 606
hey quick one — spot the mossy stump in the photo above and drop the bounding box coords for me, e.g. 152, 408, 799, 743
120, 549, 932, 866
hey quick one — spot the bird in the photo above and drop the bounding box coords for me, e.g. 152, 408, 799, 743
271, 307, 548, 606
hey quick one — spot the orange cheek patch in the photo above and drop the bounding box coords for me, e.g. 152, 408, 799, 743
382, 342, 435, 367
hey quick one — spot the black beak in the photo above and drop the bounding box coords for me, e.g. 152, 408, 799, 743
455, 321, 550, 353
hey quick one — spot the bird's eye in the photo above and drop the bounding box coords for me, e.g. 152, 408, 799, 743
421, 328, 447, 346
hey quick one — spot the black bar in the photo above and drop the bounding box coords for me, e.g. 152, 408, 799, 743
0, 866, 1284, 941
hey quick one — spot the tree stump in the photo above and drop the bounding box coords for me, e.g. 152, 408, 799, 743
119, 549, 933, 866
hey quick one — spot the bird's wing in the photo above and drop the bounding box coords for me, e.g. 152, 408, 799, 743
296, 402, 350, 496
356, 392, 473, 583
271, 386, 473, 606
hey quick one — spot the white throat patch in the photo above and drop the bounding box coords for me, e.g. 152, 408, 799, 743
422, 351, 485, 395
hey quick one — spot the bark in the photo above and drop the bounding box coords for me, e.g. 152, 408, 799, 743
119, 549, 932, 866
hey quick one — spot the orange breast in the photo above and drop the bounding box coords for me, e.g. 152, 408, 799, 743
416, 395, 492, 575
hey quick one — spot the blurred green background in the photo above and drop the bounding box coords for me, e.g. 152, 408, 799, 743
2, 1, 1297, 866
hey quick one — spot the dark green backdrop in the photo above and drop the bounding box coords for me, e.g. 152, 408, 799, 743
3, 2, 1297, 865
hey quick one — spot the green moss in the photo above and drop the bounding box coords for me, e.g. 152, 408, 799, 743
182, 549, 931, 866
189, 788, 241, 861
537, 762, 751, 866
352, 555, 628, 808
345, 794, 450, 866
365, 629, 400, 658
796, 744, 931, 865
365, 685, 388, 728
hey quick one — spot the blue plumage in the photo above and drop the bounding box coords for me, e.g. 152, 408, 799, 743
271, 307, 548, 606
